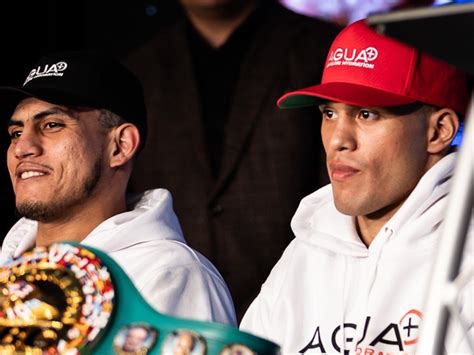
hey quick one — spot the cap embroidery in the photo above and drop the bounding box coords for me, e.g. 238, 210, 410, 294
327, 47, 378, 69
23, 61, 68, 86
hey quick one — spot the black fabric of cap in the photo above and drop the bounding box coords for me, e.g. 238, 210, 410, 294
0, 50, 147, 148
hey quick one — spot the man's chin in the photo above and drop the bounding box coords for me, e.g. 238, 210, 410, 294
332, 192, 361, 216
16, 201, 58, 222
333, 197, 370, 217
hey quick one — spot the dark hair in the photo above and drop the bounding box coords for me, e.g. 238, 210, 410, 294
98, 109, 126, 129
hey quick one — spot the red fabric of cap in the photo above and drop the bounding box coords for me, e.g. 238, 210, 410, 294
278, 20, 469, 115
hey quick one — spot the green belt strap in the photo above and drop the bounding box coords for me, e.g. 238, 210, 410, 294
0, 242, 280, 355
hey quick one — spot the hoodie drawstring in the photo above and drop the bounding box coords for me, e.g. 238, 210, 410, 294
340, 255, 348, 354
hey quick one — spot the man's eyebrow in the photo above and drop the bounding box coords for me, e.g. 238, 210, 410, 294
8, 106, 79, 127
7, 118, 23, 128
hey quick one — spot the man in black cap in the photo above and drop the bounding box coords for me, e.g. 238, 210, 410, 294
0, 50, 236, 325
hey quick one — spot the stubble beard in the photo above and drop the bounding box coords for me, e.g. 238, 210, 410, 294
16, 158, 104, 222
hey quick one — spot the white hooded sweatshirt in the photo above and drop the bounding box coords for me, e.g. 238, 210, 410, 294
241, 154, 473, 354
1, 188, 237, 326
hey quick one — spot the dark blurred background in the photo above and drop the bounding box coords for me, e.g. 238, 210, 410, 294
1, 0, 470, 240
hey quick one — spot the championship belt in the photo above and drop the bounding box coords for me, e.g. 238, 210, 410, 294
0, 242, 280, 354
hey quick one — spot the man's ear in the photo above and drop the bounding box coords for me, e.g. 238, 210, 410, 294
109, 124, 141, 168
426, 108, 459, 154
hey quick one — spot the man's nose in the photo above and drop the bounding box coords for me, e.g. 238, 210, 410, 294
13, 129, 43, 159
327, 116, 357, 153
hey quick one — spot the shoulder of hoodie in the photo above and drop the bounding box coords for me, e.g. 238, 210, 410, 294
110, 237, 226, 284
259, 201, 343, 300
259, 185, 336, 297
255, 237, 301, 309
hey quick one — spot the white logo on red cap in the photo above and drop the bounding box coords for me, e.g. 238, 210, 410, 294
327, 47, 378, 69
23, 61, 68, 86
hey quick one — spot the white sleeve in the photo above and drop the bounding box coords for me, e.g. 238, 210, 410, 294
239, 282, 273, 340
139, 263, 237, 326
240, 240, 297, 343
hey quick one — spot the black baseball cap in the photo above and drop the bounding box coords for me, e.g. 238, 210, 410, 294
0, 50, 147, 148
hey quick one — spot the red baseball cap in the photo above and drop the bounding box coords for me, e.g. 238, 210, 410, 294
277, 19, 469, 115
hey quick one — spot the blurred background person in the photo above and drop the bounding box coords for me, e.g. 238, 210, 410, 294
124, 0, 341, 321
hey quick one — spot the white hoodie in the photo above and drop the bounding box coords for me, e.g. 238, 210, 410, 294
240, 154, 473, 354
1, 188, 237, 326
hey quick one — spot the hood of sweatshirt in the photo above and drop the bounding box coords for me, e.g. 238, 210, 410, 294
291, 153, 457, 257
1, 189, 185, 260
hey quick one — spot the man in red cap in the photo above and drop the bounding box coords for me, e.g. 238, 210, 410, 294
240, 19, 471, 354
